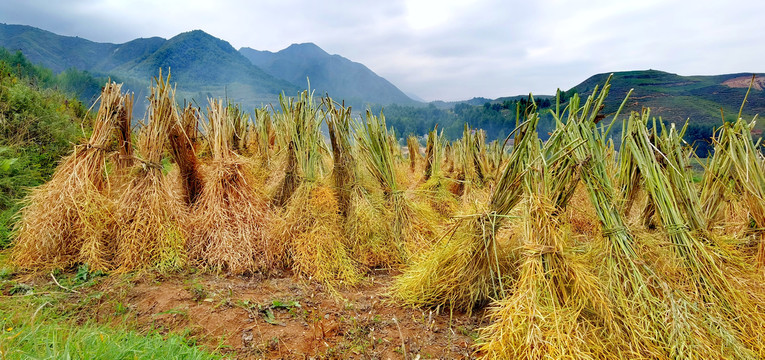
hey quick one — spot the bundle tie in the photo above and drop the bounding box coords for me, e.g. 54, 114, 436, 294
132, 156, 163, 171
664, 223, 689, 237
522, 244, 558, 256
602, 226, 627, 237
76, 143, 109, 151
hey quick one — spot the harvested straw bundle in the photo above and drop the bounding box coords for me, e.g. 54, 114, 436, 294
561, 83, 678, 358
113, 73, 187, 272
699, 123, 737, 228
12, 82, 126, 271
573, 82, 755, 358
724, 119, 765, 265
281, 183, 361, 287
392, 111, 539, 312
228, 102, 250, 154
478, 91, 631, 358
273, 91, 360, 287
168, 104, 202, 206
252, 107, 274, 165
478, 164, 612, 359
406, 135, 419, 173
324, 98, 396, 268
621, 108, 760, 357
188, 100, 276, 274
114, 91, 135, 174
419, 128, 458, 217
448, 125, 476, 197
701, 102, 765, 265
326, 97, 354, 217
355, 110, 437, 262
424, 128, 436, 181
271, 92, 325, 207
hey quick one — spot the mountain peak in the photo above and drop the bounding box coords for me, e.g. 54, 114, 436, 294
174, 29, 211, 39
240, 42, 414, 106
282, 42, 329, 57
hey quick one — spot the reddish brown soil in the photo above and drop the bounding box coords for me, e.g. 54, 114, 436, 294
86, 270, 482, 359
722, 76, 764, 90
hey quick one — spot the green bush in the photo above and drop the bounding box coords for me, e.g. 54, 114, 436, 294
0, 53, 90, 248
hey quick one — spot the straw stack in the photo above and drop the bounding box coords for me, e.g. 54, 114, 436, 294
12, 82, 126, 271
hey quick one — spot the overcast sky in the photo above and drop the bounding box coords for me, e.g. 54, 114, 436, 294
1, 0, 762, 101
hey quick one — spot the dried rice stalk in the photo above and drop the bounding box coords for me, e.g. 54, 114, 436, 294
355, 110, 437, 262
479, 190, 613, 359
189, 99, 277, 274
407, 135, 419, 172
169, 104, 202, 206
392, 110, 538, 312
279, 183, 361, 290
12, 82, 125, 271
113, 72, 187, 272
622, 108, 759, 358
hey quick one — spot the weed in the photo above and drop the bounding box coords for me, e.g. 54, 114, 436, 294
156, 307, 190, 320
74, 264, 105, 284
9, 283, 32, 295
114, 301, 128, 315
458, 325, 479, 341
0, 267, 12, 280
187, 281, 208, 302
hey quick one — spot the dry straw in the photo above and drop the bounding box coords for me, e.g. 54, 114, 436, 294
392, 105, 540, 313
419, 127, 458, 217
700, 77, 765, 266
355, 110, 437, 262
557, 86, 676, 358
187, 99, 276, 274
325, 98, 397, 268
272, 91, 360, 289
12, 82, 126, 271
622, 108, 764, 357
113, 72, 187, 272
168, 104, 203, 206
478, 154, 613, 359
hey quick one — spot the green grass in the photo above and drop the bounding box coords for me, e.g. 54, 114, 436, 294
0, 316, 220, 359
0, 260, 223, 360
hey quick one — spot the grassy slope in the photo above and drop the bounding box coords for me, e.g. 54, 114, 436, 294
0, 59, 89, 247
570, 70, 765, 126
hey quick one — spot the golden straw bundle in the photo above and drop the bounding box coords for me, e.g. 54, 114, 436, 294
113, 72, 187, 272
12, 82, 126, 271
188, 100, 277, 274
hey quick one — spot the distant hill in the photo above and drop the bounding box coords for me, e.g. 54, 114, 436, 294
569, 70, 765, 126
0, 24, 115, 72
240, 43, 415, 107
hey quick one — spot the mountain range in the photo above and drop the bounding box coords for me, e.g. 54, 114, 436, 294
0, 23, 413, 109
0, 23, 763, 135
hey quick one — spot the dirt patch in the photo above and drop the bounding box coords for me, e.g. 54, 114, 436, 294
105, 271, 481, 359
722, 76, 764, 90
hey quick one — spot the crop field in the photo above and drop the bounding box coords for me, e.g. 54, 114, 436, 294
1, 72, 764, 359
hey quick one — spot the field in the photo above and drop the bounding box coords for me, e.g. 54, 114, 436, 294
0, 261, 478, 359
1, 69, 764, 359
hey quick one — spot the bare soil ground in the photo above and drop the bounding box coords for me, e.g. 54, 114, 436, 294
722, 76, 764, 90
11, 269, 482, 359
